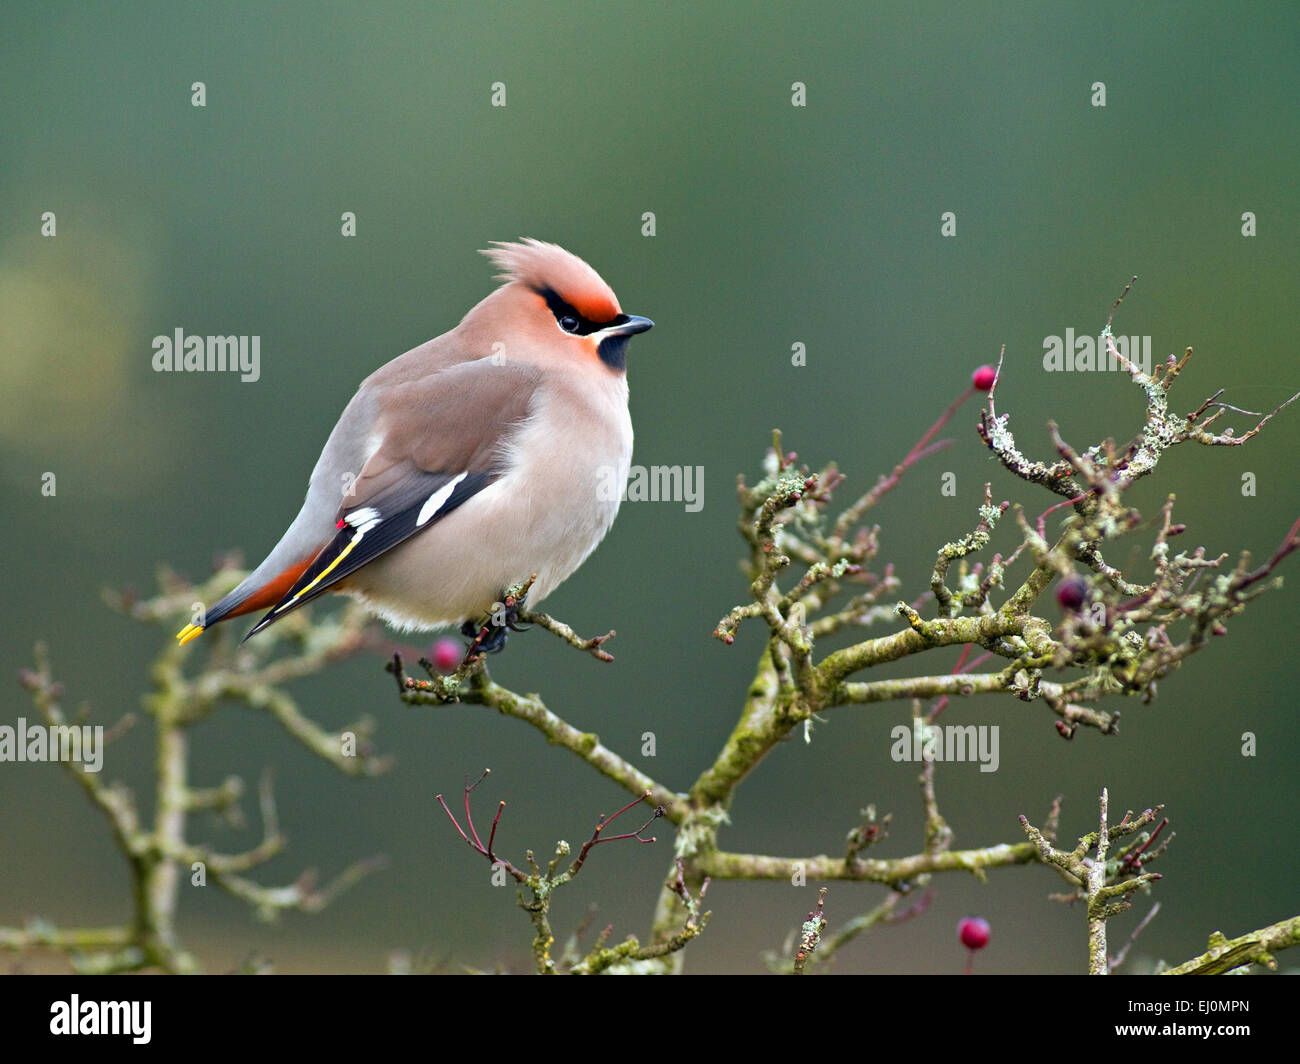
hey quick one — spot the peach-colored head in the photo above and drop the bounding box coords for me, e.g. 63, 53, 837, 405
467, 239, 653, 373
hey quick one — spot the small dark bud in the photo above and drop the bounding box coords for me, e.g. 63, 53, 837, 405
1056, 574, 1089, 612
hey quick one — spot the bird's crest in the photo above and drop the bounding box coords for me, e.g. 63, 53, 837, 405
482, 239, 621, 323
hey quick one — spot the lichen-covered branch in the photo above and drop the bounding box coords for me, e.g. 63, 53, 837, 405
1020, 791, 1167, 974
5, 569, 389, 973
392, 654, 685, 820
1161, 916, 1300, 975
433, 774, 698, 974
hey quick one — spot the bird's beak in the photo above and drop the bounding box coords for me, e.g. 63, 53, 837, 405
604, 314, 654, 337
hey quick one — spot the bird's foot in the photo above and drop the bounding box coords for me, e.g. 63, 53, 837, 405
460, 617, 512, 655
460, 578, 536, 663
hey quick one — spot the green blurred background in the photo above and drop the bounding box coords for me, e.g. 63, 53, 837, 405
2, 1, 1298, 974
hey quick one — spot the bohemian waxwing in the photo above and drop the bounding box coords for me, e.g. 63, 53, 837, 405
176, 239, 653, 648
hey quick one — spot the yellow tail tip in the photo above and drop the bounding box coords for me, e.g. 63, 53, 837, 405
176, 624, 205, 646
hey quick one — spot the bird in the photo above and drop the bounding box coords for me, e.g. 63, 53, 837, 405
176, 238, 653, 650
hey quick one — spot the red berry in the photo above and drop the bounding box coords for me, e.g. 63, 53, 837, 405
431, 637, 462, 673
958, 917, 990, 950
1056, 575, 1088, 612
972, 365, 997, 391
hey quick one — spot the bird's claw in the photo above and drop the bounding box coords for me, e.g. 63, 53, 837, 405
461, 592, 531, 658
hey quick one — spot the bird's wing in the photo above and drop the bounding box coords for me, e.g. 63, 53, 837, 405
241, 359, 540, 638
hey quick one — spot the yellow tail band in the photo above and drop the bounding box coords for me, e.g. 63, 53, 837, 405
176, 623, 205, 646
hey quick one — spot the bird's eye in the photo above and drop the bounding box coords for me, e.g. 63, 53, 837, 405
558, 315, 580, 333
